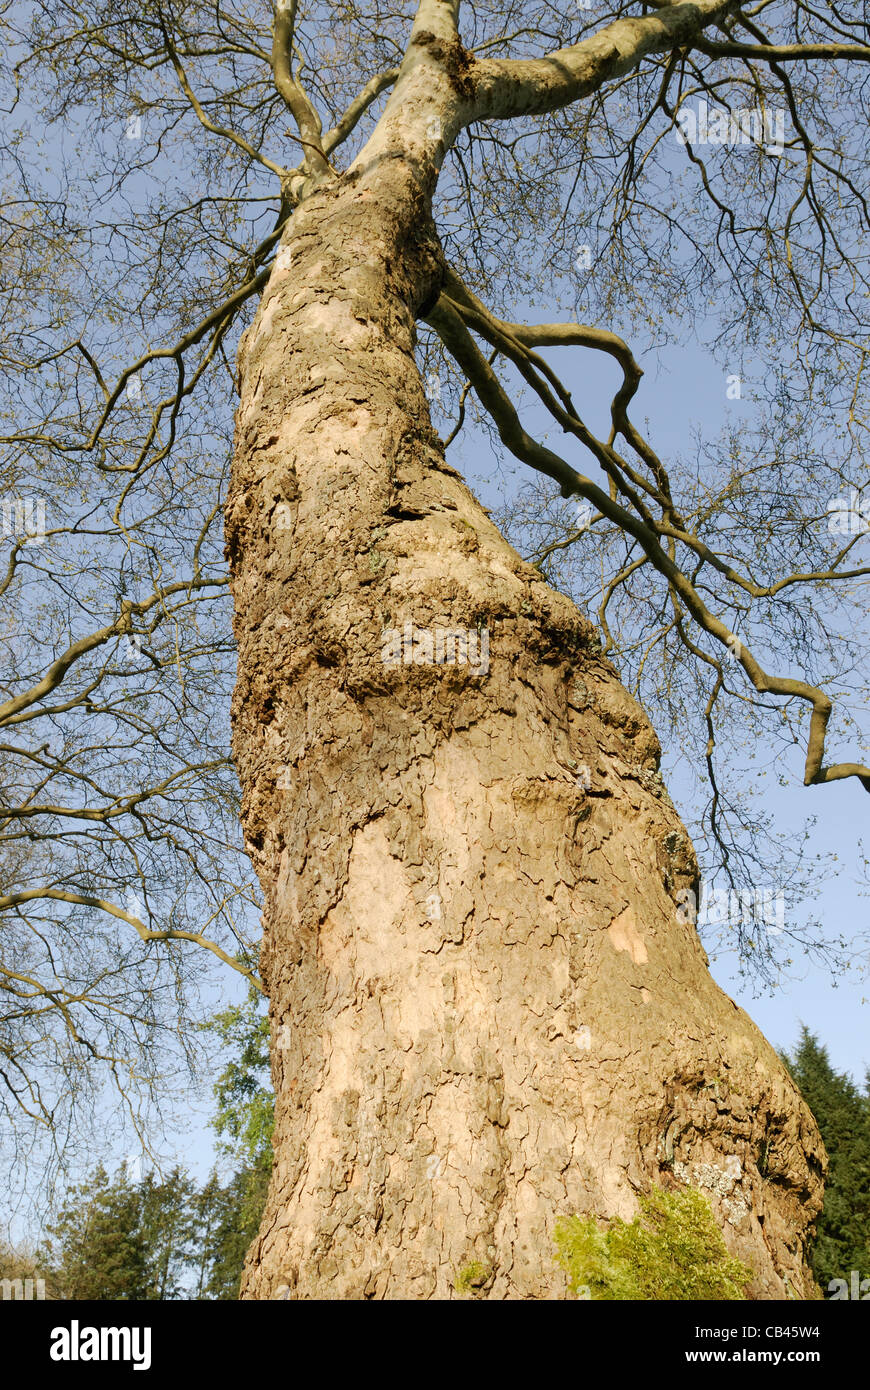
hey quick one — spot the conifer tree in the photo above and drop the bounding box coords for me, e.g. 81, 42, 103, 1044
783, 1027, 870, 1290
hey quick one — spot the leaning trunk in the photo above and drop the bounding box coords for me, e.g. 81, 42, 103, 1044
226, 164, 823, 1300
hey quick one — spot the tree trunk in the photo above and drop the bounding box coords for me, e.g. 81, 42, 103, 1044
226, 164, 824, 1301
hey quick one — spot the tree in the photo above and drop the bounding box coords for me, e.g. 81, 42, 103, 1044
206, 984, 274, 1173
193, 1166, 271, 1299
5, 0, 870, 1297
137, 1167, 200, 1299
784, 1028, 870, 1292
40, 1161, 199, 1299
37, 1154, 267, 1301
40, 1164, 150, 1300
0, 1234, 55, 1299
198, 984, 274, 1298
19, 993, 272, 1302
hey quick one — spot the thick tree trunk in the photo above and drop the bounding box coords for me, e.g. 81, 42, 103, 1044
226, 164, 824, 1300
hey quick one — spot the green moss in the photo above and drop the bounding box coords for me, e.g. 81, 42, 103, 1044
554, 1186, 753, 1300
454, 1260, 490, 1295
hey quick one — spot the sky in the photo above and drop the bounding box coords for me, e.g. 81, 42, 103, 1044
652, 362, 868, 1085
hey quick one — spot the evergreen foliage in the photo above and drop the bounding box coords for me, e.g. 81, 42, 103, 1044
554, 1186, 753, 1300
782, 1026, 870, 1290
29, 983, 275, 1299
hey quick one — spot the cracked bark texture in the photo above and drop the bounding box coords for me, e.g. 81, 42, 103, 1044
226, 164, 824, 1300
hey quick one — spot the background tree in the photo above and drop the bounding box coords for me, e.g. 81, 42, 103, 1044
2, 0, 868, 1297
197, 983, 273, 1298
39, 1163, 152, 1300
39, 1162, 196, 1298
28, 990, 273, 1300
0, 1233, 56, 1297
40, 1161, 207, 1299
784, 1027, 870, 1292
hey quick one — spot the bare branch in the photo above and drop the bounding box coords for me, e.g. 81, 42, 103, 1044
1, 889, 264, 992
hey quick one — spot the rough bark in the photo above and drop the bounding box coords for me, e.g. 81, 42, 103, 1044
226, 161, 824, 1300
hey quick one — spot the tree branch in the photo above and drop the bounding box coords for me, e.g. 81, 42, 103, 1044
426, 292, 870, 794
323, 67, 401, 155
1, 889, 264, 993
271, 0, 330, 175
158, 10, 288, 177
467, 0, 742, 124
